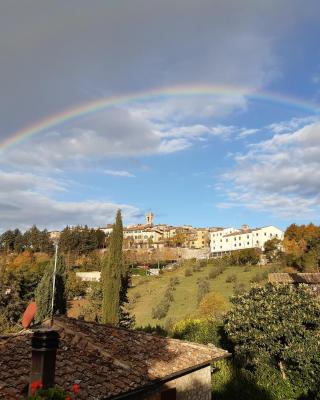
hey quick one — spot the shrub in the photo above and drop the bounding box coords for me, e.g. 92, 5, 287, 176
209, 269, 220, 279
152, 299, 170, 319
164, 288, 174, 302
233, 282, 246, 296
172, 317, 223, 346
250, 270, 268, 283
225, 284, 320, 395
197, 278, 210, 304
184, 268, 192, 277
199, 292, 228, 318
226, 274, 237, 283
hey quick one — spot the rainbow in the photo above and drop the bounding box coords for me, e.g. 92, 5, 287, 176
2, 84, 320, 151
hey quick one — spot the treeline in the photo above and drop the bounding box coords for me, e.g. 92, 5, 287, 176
283, 223, 320, 271
59, 226, 107, 255
0, 226, 53, 253
0, 225, 108, 256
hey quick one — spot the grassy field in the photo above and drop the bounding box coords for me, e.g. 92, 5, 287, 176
129, 261, 275, 327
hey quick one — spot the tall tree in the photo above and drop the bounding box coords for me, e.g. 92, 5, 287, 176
35, 255, 67, 323
101, 210, 124, 325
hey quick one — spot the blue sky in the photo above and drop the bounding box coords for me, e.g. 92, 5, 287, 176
0, 0, 320, 231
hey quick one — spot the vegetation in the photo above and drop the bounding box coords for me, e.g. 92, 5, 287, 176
101, 210, 126, 325
225, 284, 320, 398
35, 255, 67, 323
283, 223, 320, 271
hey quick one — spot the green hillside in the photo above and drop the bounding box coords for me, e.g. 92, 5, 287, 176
129, 260, 276, 327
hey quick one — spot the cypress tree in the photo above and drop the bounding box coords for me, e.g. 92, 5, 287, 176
35, 255, 67, 323
101, 210, 124, 324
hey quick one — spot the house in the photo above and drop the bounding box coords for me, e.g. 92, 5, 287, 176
210, 225, 284, 256
268, 273, 320, 296
0, 316, 229, 399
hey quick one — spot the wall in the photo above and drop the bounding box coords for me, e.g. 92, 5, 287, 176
131, 366, 212, 400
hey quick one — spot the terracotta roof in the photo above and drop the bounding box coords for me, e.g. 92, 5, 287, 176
268, 273, 320, 284
0, 317, 228, 399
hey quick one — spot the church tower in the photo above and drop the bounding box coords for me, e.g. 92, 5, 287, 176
146, 212, 154, 225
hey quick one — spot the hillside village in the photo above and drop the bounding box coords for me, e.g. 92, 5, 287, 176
49, 212, 284, 261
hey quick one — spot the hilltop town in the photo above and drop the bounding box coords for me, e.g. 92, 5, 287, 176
48, 212, 284, 262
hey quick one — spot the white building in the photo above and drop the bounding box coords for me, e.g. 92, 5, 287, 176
210, 225, 284, 256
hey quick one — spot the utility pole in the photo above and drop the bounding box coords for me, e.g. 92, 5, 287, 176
50, 242, 58, 327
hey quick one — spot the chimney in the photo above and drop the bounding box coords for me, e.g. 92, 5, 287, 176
29, 329, 60, 395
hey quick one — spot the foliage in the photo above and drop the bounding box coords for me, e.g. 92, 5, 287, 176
264, 238, 282, 262
101, 210, 130, 325
78, 281, 103, 322
59, 225, 106, 255
198, 292, 228, 319
225, 284, 320, 395
66, 271, 87, 300
197, 277, 210, 304
250, 270, 268, 283
184, 267, 192, 277
225, 274, 237, 283
172, 317, 223, 346
0, 226, 53, 254
229, 248, 261, 265
151, 276, 180, 320
35, 255, 67, 323
283, 223, 320, 272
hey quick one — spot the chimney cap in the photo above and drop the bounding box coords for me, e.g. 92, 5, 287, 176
32, 329, 59, 350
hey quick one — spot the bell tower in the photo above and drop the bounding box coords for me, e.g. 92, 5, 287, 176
146, 212, 154, 225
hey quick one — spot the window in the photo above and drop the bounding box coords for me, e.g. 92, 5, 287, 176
226, 239, 228, 242
256, 233, 258, 236
234, 244, 237, 247
161, 388, 177, 400
247, 235, 249, 239
234, 237, 236, 241
220, 239, 222, 242
247, 242, 250, 245
264, 232, 267, 236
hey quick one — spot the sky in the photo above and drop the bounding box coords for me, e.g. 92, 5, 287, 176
0, 0, 320, 231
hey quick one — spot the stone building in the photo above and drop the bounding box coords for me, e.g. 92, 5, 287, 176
0, 316, 229, 399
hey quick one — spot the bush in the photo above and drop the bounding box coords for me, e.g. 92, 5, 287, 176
199, 292, 228, 318
164, 288, 174, 302
209, 269, 220, 279
226, 274, 237, 283
225, 284, 320, 395
197, 277, 210, 304
172, 317, 223, 346
250, 270, 268, 283
152, 299, 170, 319
233, 282, 246, 296
184, 268, 193, 277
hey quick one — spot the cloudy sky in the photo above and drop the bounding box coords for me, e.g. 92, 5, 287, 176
0, 0, 320, 231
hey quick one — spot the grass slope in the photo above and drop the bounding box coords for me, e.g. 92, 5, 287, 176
129, 262, 274, 327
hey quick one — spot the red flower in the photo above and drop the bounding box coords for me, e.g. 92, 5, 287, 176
72, 383, 80, 394
30, 380, 43, 394
65, 397, 72, 400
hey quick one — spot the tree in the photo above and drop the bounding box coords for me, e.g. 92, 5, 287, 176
264, 238, 282, 262
199, 292, 228, 319
225, 284, 320, 395
35, 255, 67, 323
101, 210, 124, 325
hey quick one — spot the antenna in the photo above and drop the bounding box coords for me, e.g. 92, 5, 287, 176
50, 242, 58, 327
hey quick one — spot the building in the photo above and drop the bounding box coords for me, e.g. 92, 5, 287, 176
0, 316, 229, 399
187, 229, 210, 249
210, 225, 284, 256
268, 273, 320, 296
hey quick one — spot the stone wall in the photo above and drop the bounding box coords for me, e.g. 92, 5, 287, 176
130, 365, 212, 400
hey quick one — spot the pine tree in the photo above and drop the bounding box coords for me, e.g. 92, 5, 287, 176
35, 255, 67, 323
101, 210, 124, 324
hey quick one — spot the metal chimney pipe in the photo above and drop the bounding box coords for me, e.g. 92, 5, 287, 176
29, 329, 60, 395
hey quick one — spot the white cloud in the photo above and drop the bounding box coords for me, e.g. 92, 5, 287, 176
0, 170, 140, 231
104, 169, 135, 177
221, 122, 320, 218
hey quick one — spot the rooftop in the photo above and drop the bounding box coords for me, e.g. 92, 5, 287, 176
268, 273, 320, 284
0, 316, 228, 399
